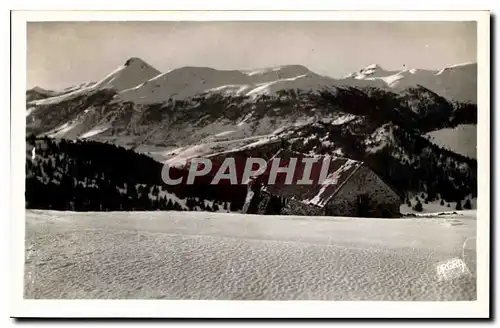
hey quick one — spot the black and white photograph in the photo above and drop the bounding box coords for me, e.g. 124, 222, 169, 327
10, 10, 490, 318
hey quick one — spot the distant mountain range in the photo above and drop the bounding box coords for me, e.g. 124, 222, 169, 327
28, 58, 477, 106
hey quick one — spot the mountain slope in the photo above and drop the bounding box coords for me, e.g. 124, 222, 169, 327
425, 124, 477, 159
347, 63, 477, 104
27, 81, 474, 151
93, 57, 162, 91
116, 65, 348, 104
26, 87, 56, 103
28, 58, 161, 107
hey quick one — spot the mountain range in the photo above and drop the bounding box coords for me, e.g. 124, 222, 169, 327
28, 58, 477, 105
25, 57, 478, 213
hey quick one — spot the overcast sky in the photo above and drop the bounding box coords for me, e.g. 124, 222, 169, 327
27, 21, 477, 90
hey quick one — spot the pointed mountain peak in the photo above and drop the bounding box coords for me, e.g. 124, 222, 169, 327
121, 57, 161, 75
346, 63, 389, 79
364, 63, 381, 70
124, 57, 151, 67
359, 64, 388, 73
93, 57, 161, 92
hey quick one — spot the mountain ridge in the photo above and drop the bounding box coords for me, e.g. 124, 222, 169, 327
28, 57, 477, 106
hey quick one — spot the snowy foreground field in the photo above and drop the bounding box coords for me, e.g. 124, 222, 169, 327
24, 210, 476, 300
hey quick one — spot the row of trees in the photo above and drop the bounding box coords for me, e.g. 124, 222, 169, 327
25, 136, 241, 212
410, 197, 473, 212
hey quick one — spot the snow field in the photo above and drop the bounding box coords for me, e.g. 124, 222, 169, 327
25, 210, 476, 300
425, 124, 477, 159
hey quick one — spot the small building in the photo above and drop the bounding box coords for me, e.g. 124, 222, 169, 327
242, 149, 403, 218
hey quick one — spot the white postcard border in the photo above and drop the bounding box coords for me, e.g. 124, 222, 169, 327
10, 10, 490, 318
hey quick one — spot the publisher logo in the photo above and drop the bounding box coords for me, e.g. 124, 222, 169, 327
436, 237, 475, 281
161, 155, 358, 186
436, 257, 471, 281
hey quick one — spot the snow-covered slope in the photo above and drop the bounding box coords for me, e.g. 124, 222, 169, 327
345, 64, 401, 80
24, 209, 477, 300
432, 63, 477, 104
345, 63, 477, 103
116, 65, 342, 104
425, 124, 477, 159
93, 57, 161, 91
28, 86, 98, 106
60, 82, 96, 94
28, 58, 161, 106
364, 123, 396, 153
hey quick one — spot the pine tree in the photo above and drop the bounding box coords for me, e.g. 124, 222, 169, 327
413, 201, 423, 212
126, 183, 138, 201
205, 203, 213, 212
464, 199, 472, 210
456, 200, 463, 211
186, 198, 196, 210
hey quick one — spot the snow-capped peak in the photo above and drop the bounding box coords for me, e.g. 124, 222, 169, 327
27, 57, 162, 106
364, 63, 381, 70
93, 57, 161, 92
124, 57, 150, 67
435, 62, 476, 76
341, 61, 477, 103
347, 64, 392, 80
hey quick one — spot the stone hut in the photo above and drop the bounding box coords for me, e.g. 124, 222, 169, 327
242, 149, 403, 218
